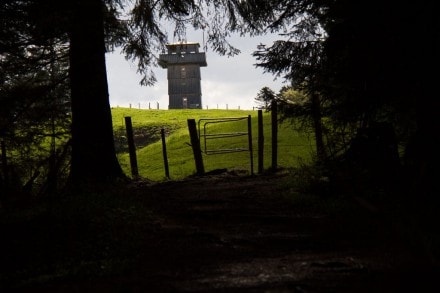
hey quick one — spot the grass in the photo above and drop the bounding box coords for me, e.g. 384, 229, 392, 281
111, 108, 316, 181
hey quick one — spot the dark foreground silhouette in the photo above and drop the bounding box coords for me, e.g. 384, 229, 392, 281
1, 171, 438, 292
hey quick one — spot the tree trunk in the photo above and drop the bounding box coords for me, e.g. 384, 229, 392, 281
402, 10, 439, 200
404, 84, 439, 199
68, 0, 124, 187
311, 93, 326, 162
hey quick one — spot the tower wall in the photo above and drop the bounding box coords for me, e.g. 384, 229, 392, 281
159, 43, 207, 109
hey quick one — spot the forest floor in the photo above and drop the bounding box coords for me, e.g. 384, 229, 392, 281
1, 170, 439, 292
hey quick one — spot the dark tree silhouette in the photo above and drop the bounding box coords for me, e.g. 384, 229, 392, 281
255, 87, 276, 109
253, 0, 439, 196
68, 0, 124, 187
0, 1, 71, 196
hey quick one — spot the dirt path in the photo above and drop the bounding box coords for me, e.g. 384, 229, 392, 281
16, 172, 438, 292
110, 172, 437, 292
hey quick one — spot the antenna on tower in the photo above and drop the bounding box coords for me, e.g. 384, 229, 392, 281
201, 25, 207, 52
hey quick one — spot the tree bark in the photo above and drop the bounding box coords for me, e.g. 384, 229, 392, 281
311, 93, 326, 162
68, 0, 124, 187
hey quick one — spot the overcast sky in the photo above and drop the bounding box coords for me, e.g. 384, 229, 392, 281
105, 31, 287, 110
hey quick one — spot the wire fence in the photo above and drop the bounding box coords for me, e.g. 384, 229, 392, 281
117, 111, 317, 180
112, 103, 261, 111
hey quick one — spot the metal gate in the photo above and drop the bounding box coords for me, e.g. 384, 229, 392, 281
198, 116, 253, 174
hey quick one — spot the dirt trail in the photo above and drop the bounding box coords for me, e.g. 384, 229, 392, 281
115, 172, 437, 292
25, 172, 438, 292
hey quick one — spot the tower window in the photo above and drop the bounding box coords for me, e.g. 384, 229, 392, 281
180, 67, 186, 78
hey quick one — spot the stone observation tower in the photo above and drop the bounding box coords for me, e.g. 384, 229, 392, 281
158, 42, 207, 109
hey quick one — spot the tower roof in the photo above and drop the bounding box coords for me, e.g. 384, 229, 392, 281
158, 42, 207, 68
166, 42, 200, 47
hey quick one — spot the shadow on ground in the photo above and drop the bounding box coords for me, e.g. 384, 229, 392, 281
1, 171, 439, 292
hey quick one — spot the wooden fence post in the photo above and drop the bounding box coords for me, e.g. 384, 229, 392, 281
161, 128, 170, 178
271, 100, 278, 171
258, 110, 264, 174
187, 119, 205, 175
124, 116, 139, 178
247, 115, 254, 175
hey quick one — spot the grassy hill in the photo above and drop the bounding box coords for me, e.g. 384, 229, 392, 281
111, 108, 315, 181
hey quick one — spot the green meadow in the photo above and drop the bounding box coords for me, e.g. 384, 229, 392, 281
112, 108, 316, 181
